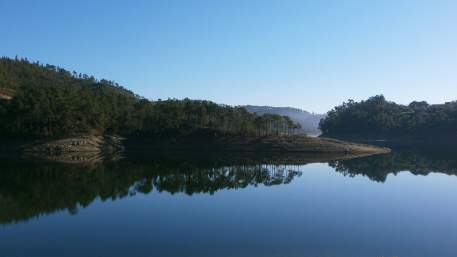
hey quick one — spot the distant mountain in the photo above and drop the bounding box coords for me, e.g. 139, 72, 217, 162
243, 105, 325, 135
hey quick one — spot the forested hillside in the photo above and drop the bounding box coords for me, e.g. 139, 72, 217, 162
0, 57, 301, 139
243, 105, 324, 135
320, 95, 457, 138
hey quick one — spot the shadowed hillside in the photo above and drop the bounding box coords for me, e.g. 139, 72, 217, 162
320, 95, 457, 140
0, 57, 301, 139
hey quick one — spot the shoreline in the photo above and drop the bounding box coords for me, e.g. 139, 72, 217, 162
0, 134, 390, 163
320, 133, 457, 150
124, 135, 391, 154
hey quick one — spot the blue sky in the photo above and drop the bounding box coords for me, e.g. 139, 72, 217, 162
1, 0, 456, 113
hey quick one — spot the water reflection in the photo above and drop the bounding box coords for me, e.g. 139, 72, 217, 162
3, 151, 457, 257
2, 150, 457, 225
0, 153, 312, 225
330, 150, 457, 182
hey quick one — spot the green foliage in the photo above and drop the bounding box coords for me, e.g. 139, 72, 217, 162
0, 57, 301, 138
319, 95, 457, 137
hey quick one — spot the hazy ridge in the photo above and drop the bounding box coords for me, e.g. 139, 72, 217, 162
243, 105, 325, 135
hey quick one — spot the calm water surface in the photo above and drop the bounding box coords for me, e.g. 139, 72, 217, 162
1, 151, 457, 257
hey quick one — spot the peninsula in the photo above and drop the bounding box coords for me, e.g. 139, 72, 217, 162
0, 57, 389, 157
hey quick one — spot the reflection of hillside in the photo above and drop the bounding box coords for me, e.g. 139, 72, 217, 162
0, 154, 309, 225
329, 151, 457, 182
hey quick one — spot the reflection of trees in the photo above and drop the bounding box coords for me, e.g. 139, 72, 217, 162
0, 155, 303, 225
148, 165, 300, 195
329, 151, 457, 182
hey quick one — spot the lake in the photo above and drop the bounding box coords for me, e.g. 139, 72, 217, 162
1, 151, 457, 257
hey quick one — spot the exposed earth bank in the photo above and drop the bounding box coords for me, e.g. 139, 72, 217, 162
0, 134, 390, 163
1, 134, 390, 163
125, 134, 391, 154
7, 134, 390, 154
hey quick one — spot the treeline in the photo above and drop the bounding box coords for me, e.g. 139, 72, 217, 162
0, 57, 301, 138
319, 95, 457, 138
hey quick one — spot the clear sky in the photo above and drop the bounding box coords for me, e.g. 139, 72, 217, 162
1, 0, 456, 113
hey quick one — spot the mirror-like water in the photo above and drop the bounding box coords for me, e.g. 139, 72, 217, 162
1, 151, 457, 257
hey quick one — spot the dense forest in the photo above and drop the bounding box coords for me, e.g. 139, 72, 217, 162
0, 57, 301, 139
319, 95, 457, 138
